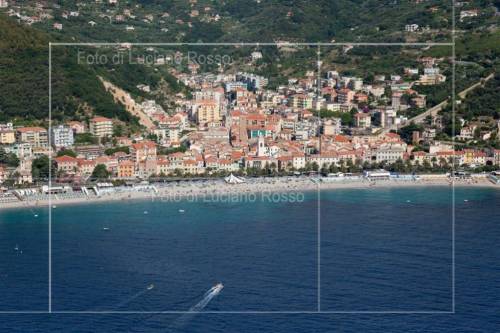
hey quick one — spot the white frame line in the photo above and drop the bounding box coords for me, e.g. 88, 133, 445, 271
48, 43, 53, 314
451, 0, 457, 314
0, 310, 455, 314
40, 33, 458, 315
316, 44, 322, 313
50, 42, 453, 46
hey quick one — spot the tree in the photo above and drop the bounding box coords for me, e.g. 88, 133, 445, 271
105, 146, 130, 156
91, 164, 110, 181
31, 155, 54, 181
57, 149, 77, 158
75, 133, 98, 145
0, 148, 19, 167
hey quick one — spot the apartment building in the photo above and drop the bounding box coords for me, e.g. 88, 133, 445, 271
16, 127, 48, 147
89, 117, 113, 138
51, 125, 74, 148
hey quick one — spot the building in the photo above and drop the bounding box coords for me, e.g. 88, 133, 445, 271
78, 159, 96, 176
493, 150, 500, 166
130, 141, 157, 164
195, 101, 221, 124
0, 166, 6, 184
89, 117, 113, 138
251, 51, 263, 61
354, 113, 371, 128
364, 169, 391, 180
337, 88, 355, 105
391, 91, 403, 111
118, 160, 135, 178
67, 121, 86, 134
412, 94, 426, 108
460, 9, 479, 21
323, 119, 342, 136
51, 125, 74, 148
236, 72, 268, 90
16, 127, 48, 147
55, 155, 79, 174
290, 94, 313, 110
75, 145, 104, 160
405, 24, 419, 32
0, 128, 15, 144
375, 143, 406, 163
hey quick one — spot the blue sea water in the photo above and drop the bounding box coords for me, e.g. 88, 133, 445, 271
0, 186, 499, 332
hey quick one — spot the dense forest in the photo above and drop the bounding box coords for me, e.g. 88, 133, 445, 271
0, 15, 188, 125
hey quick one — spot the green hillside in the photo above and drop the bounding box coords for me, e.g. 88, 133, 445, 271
0, 14, 188, 126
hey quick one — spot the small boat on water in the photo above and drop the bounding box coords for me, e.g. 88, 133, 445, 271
14, 244, 19, 251
102, 227, 110, 231
147, 284, 154, 290
213, 283, 224, 293
179, 209, 185, 213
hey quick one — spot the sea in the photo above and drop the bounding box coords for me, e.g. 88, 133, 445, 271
0, 186, 499, 332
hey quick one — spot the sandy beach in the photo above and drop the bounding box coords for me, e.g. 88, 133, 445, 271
0, 174, 497, 211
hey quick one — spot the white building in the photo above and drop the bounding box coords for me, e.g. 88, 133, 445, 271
375, 143, 406, 163
405, 24, 419, 32
251, 51, 263, 61
51, 125, 74, 148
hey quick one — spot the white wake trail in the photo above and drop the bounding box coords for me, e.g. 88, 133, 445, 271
189, 285, 222, 312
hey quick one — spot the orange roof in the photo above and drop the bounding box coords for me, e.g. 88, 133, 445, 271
55, 155, 78, 163
91, 117, 112, 123
17, 127, 46, 133
385, 132, 401, 138
119, 160, 134, 166
334, 135, 350, 143
132, 141, 157, 149
354, 112, 370, 118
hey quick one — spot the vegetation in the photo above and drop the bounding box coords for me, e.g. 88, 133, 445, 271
158, 145, 188, 155
31, 155, 54, 181
74, 133, 98, 145
56, 149, 77, 158
0, 148, 20, 167
105, 146, 130, 156
458, 74, 500, 121
313, 109, 357, 127
90, 164, 110, 180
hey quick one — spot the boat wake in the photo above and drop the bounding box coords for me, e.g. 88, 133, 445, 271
156, 283, 224, 333
115, 284, 154, 309
189, 283, 223, 312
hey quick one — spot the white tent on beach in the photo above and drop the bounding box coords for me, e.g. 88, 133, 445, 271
224, 173, 245, 184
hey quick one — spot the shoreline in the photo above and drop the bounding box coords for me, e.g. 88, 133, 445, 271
0, 176, 498, 211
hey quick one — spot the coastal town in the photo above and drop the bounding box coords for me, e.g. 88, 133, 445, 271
0, 45, 499, 207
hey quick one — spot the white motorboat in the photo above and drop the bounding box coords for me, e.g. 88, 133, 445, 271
213, 283, 224, 293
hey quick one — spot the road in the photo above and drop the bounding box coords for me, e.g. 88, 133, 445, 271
384, 72, 495, 132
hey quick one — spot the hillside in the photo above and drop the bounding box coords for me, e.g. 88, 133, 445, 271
0, 14, 188, 126
25, 0, 452, 43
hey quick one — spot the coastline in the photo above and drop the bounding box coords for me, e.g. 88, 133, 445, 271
0, 176, 498, 211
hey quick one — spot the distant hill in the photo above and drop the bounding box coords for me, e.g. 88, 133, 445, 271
23, 0, 453, 43
0, 14, 187, 125
0, 15, 133, 124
